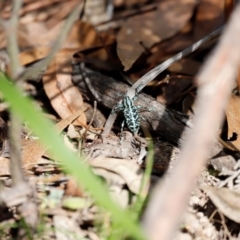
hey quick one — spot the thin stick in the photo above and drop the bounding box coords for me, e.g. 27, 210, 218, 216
103, 26, 223, 135
142, 5, 240, 240
0, 0, 84, 226
2, 0, 23, 77
0, 0, 25, 186
82, 101, 98, 140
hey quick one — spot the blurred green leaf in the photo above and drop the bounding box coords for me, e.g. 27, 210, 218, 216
0, 73, 145, 240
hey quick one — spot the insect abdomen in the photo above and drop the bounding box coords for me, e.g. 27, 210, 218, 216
124, 106, 140, 133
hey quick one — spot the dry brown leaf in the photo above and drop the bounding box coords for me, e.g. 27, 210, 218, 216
203, 186, 240, 223
22, 110, 85, 169
114, 0, 149, 8
93, 167, 125, 187
116, 0, 196, 71
17, 20, 98, 65
75, 38, 121, 72
55, 108, 87, 133
5, 17, 110, 67
67, 124, 80, 139
0, 157, 10, 175
19, 21, 59, 48
54, 215, 85, 240
156, 76, 193, 106
0, 1, 80, 49
93, 167, 129, 207
22, 140, 48, 167
62, 20, 105, 50
0, 21, 62, 49
90, 157, 148, 196
0, 0, 79, 20
182, 94, 196, 115
65, 178, 84, 197
19, 47, 51, 66
43, 51, 86, 126
225, 95, 240, 150
224, 0, 235, 21
168, 59, 201, 76
193, 0, 225, 41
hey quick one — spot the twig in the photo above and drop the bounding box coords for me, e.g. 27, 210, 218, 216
0, 0, 84, 228
78, 101, 98, 154
82, 101, 98, 139
0, 0, 38, 227
1, 0, 23, 77
0, 0, 40, 228
103, 26, 223, 135
142, 4, 240, 240
128, 26, 223, 97
0, 0, 26, 186
88, 101, 97, 128
0, 0, 25, 181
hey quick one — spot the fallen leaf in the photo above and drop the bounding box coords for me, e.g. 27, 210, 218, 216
67, 124, 80, 139
43, 51, 86, 126
93, 167, 129, 207
55, 108, 87, 133
65, 178, 84, 197
0, 1, 80, 49
22, 140, 48, 167
182, 94, 196, 115
116, 0, 196, 70
19, 47, 51, 66
53, 215, 85, 240
15, 19, 111, 67
224, 0, 235, 21
75, 37, 121, 72
193, 0, 225, 41
62, 20, 105, 50
168, 59, 201, 76
93, 167, 125, 187
90, 157, 148, 196
0, 157, 10, 175
156, 75, 193, 105
225, 95, 240, 150
22, 110, 85, 170
203, 186, 240, 223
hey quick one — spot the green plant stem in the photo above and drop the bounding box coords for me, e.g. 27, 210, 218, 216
131, 137, 154, 219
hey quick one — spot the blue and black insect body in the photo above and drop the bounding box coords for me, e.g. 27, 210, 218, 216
112, 95, 143, 134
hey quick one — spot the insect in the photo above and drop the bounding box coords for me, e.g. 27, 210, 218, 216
112, 94, 145, 134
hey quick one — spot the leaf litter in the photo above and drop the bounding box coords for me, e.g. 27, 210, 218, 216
0, 0, 240, 239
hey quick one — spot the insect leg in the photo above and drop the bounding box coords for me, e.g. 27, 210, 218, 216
136, 105, 154, 113
111, 103, 124, 114
139, 116, 146, 121
121, 120, 125, 133
132, 84, 144, 101
120, 120, 126, 143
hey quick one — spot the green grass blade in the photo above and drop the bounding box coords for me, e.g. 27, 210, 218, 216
0, 73, 145, 240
